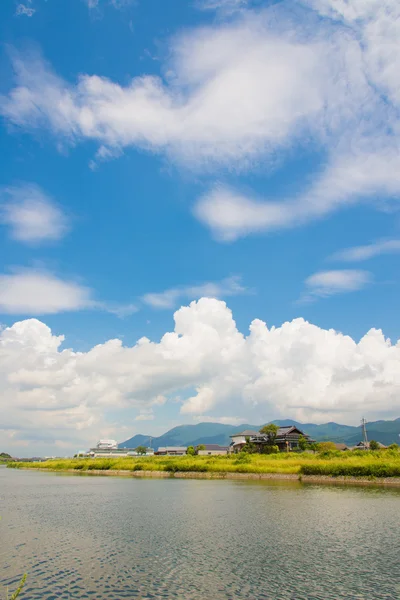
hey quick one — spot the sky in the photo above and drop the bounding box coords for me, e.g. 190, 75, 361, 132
0, 0, 400, 456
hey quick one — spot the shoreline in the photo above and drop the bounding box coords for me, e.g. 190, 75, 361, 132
14, 467, 400, 487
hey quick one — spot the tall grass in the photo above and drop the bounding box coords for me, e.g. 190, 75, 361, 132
8, 449, 400, 478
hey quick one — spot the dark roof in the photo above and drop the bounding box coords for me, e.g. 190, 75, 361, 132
231, 430, 260, 437
200, 444, 229, 451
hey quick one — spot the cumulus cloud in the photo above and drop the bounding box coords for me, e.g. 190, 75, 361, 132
0, 184, 69, 244
301, 269, 372, 302
142, 275, 247, 309
1, 298, 400, 454
331, 240, 400, 262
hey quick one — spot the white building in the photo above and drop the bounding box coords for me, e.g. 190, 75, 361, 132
96, 439, 118, 450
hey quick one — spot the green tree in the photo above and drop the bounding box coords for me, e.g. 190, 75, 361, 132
369, 440, 379, 450
298, 435, 308, 452
135, 445, 147, 455
186, 446, 196, 456
196, 444, 206, 451
259, 423, 279, 445
388, 443, 399, 451
242, 436, 257, 454
317, 441, 337, 453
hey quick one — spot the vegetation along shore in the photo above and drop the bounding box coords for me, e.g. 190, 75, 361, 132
8, 447, 400, 486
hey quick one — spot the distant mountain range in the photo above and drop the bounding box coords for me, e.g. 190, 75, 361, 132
120, 418, 400, 450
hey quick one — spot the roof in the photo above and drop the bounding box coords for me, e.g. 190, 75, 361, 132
200, 444, 229, 451
157, 446, 187, 452
356, 441, 387, 449
334, 443, 348, 451
230, 430, 260, 437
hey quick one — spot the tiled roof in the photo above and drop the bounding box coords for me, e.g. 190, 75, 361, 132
201, 444, 229, 451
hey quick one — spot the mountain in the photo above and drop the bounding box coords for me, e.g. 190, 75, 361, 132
120, 418, 400, 449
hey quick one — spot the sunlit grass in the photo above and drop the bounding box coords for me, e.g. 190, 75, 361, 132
8, 449, 400, 478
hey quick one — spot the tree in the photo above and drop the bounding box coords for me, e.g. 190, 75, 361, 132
242, 436, 257, 454
388, 443, 399, 451
259, 424, 279, 445
298, 435, 308, 452
187, 446, 196, 456
196, 444, 206, 451
317, 441, 337, 453
369, 440, 379, 450
135, 445, 147, 455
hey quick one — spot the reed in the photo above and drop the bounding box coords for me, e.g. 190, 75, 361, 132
8, 449, 400, 478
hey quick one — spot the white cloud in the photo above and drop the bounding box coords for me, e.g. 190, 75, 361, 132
194, 147, 400, 240
197, 0, 250, 13
2, 298, 400, 454
0, 184, 69, 244
192, 415, 244, 425
0, 268, 139, 317
0, 16, 332, 168
331, 240, 400, 262
1, 0, 400, 239
135, 413, 155, 421
301, 269, 372, 301
15, 2, 35, 17
142, 275, 247, 309
0, 269, 94, 315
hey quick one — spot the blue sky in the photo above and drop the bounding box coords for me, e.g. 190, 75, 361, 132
1, 0, 400, 455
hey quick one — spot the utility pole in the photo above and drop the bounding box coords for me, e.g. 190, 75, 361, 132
361, 417, 368, 447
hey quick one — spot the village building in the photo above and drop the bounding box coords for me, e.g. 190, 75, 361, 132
197, 444, 229, 456
155, 446, 187, 456
88, 440, 154, 457
333, 443, 349, 451
229, 425, 315, 453
354, 441, 387, 450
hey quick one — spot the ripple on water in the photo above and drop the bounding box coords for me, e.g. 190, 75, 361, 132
1, 469, 400, 599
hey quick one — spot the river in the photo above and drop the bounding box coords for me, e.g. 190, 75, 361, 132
1, 466, 399, 599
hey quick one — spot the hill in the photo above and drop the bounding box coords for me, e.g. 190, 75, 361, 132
120, 418, 400, 450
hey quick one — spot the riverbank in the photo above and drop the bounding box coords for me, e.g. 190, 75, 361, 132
8, 450, 400, 485
11, 466, 400, 487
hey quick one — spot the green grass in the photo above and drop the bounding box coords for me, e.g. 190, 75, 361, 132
7, 449, 400, 478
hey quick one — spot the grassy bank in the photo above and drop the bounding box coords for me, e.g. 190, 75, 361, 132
8, 449, 400, 478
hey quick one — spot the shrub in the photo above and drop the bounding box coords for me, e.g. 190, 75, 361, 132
133, 464, 143, 471
261, 445, 279, 454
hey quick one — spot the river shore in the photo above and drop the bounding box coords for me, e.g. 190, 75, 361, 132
12, 466, 400, 487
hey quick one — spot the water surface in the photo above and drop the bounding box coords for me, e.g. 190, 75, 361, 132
1, 467, 399, 599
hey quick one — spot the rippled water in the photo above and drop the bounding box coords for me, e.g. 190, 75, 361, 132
1, 467, 400, 599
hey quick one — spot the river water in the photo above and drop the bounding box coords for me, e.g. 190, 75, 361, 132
1, 467, 399, 599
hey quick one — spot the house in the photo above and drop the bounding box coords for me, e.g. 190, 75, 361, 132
333, 443, 349, 451
354, 441, 387, 450
155, 446, 187, 456
197, 444, 229, 456
230, 425, 315, 453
